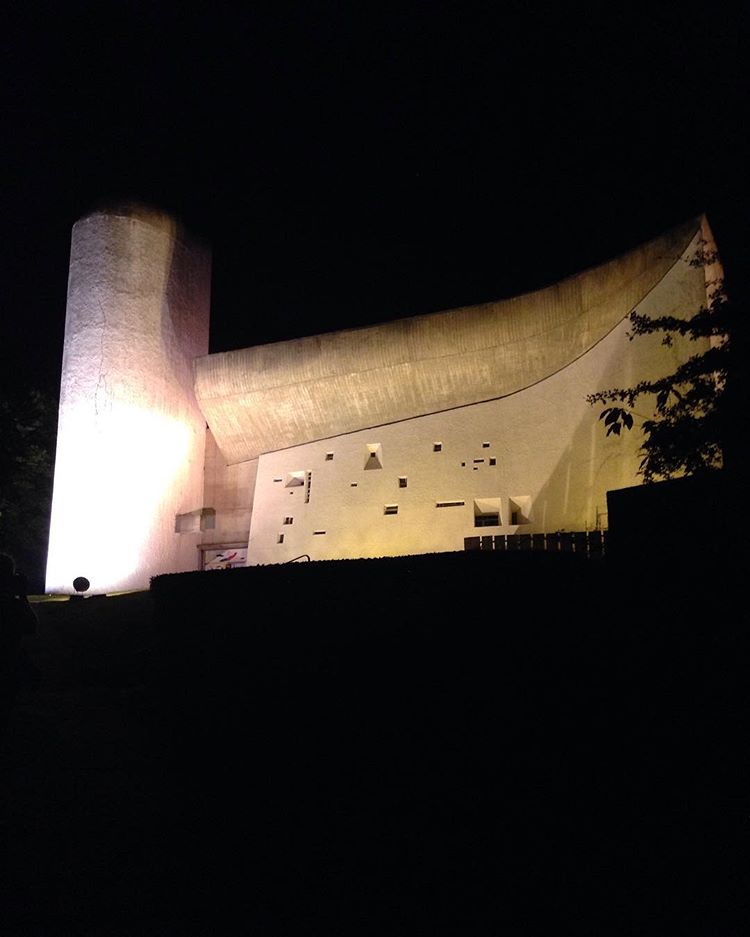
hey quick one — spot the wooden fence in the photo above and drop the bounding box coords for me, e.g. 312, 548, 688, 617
464, 530, 607, 559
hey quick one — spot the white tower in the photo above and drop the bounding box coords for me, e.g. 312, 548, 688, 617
46, 206, 211, 594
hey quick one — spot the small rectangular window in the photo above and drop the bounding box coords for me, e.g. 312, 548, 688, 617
473, 459, 485, 464
433, 442, 442, 452
474, 498, 502, 527
350, 482, 358, 487
175, 508, 215, 533
384, 504, 399, 515
436, 500, 465, 508
313, 530, 326, 535
277, 533, 285, 544
398, 477, 408, 488
482, 442, 490, 448
273, 478, 283, 483
489, 457, 496, 466
283, 516, 293, 525
475, 513, 500, 528
325, 452, 334, 461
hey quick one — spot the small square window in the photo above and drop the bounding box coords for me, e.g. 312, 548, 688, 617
384, 504, 399, 515
283, 516, 293, 525
365, 443, 383, 469
433, 442, 442, 452
398, 477, 408, 488
325, 452, 334, 461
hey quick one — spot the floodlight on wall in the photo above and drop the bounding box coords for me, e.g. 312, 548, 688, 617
44, 207, 211, 595
71, 576, 91, 599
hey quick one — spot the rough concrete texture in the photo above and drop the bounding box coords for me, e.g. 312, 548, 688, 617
245, 223, 710, 564
196, 217, 701, 465
46, 208, 210, 593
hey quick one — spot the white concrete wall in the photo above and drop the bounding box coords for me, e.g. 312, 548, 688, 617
246, 232, 709, 565
196, 217, 700, 465
46, 207, 211, 594
201, 428, 257, 547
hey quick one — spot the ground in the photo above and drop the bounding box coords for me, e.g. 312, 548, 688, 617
2, 555, 748, 935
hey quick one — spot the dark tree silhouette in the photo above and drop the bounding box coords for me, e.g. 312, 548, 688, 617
587, 245, 731, 483
0, 389, 57, 591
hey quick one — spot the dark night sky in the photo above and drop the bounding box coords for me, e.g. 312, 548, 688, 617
2, 1, 747, 396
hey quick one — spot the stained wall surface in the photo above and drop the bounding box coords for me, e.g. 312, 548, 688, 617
46, 208, 211, 594
245, 223, 711, 564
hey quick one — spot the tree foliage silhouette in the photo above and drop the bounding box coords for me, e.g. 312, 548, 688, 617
586, 245, 730, 483
0, 389, 56, 589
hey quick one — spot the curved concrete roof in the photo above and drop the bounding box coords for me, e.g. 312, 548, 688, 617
195, 216, 702, 464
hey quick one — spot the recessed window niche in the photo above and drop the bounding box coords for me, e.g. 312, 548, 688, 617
174, 507, 216, 533
509, 496, 533, 526
474, 498, 502, 528
365, 443, 383, 470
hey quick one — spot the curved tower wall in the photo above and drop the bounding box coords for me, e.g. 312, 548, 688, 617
46, 208, 210, 594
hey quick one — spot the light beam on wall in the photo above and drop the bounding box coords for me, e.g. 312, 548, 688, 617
46, 401, 193, 593
45, 207, 211, 594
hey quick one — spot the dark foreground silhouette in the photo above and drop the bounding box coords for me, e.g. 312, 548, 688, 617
1, 550, 748, 935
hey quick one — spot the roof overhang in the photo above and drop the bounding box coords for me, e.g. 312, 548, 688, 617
194, 217, 704, 464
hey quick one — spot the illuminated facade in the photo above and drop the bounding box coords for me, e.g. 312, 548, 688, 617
46, 207, 718, 592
